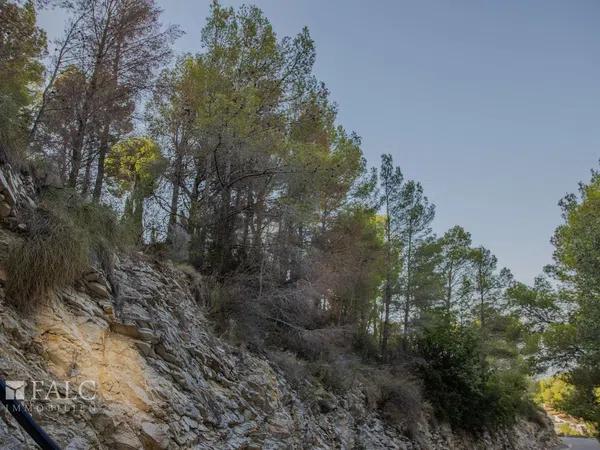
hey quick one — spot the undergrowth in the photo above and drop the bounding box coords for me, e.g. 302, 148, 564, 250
5, 188, 132, 310
6, 207, 88, 309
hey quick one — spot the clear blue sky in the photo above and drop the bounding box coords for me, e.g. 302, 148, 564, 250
39, 1, 600, 284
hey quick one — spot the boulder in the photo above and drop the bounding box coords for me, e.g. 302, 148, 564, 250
0, 202, 11, 218
86, 281, 110, 298
140, 421, 171, 449
84, 271, 104, 283
0, 170, 16, 205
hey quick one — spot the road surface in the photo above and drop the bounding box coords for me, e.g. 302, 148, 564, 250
562, 437, 600, 450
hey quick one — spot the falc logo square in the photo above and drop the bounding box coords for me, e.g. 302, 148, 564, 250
5, 380, 26, 401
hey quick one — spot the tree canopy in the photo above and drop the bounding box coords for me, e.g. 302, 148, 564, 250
2, 0, 596, 434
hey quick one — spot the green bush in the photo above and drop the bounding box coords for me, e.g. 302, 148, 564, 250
538, 371, 600, 437
558, 423, 585, 437
414, 320, 532, 430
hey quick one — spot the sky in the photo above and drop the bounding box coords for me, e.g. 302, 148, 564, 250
38, 1, 600, 284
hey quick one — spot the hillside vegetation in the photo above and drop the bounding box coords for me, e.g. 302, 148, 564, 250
0, 0, 597, 440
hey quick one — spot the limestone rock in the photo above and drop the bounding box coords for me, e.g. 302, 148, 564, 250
137, 328, 159, 343
84, 270, 104, 283
111, 429, 142, 450
109, 322, 142, 338
0, 170, 16, 206
0, 202, 10, 218
86, 281, 110, 298
101, 302, 114, 316
0, 174, 562, 450
140, 421, 171, 449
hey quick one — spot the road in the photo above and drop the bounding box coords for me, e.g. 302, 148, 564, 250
562, 437, 600, 450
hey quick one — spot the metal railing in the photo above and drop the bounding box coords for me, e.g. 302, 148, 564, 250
0, 378, 61, 450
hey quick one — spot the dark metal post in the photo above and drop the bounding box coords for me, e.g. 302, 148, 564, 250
0, 378, 61, 450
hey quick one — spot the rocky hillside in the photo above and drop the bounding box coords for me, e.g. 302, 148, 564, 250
0, 164, 560, 449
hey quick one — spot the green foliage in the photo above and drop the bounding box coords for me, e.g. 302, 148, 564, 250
538, 170, 600, 433
42, 188, 135, 251
506, 276, 562, 335
312, 206, 386, 330
106, 136, 165, 243
410, 237, 444, 310
536, 375, 599, 437
553, 174, 600, 288
0, 0, 46, 160
414, 317, 533, 430
535, 375, 574, 407
557, 423, 586, 437
562, 369, 600, 430
106, 137, 165, 197
437, 225, 473, 312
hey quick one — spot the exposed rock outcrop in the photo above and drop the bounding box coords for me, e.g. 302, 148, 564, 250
0, 248, 560, 449
0, 163, 561, 449
0, 164, 36, 235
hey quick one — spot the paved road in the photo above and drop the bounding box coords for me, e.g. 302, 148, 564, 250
562, 437, 600, 450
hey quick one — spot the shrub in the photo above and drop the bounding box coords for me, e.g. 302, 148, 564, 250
41, 189, 133, 251
558, 423, 585, 437
359, 367, 423, 430
167, 224, 190, 262
310, 357, 359, 395
6, 208, 88, 309
353, 331, 381, 361
269, 350, 311, 391
5, 189, 133, 310
414, 320, 532, 430
175, 263, 203, 303
376, 374, 423, 429
203, 272, 334, 355
279, 326, 353, 362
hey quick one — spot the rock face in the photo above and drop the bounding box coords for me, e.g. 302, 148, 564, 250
0, 249, 561, 450
0, 163, 561, 449
0, 165, 36, 223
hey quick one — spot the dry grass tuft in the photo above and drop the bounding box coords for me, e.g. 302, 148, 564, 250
6, 208, 88, 310
363, 368, 423, 431
4, 189, 133, 310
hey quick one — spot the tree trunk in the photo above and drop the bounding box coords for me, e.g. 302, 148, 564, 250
93, 38, 122, 201
68, 119, 85, 188
168, 147, 183, 231
92, 125, 109, 202
81, 148, 94, 197
446, 262, 454, 312
380, 206, 393, 359
68, 5, 112, 188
